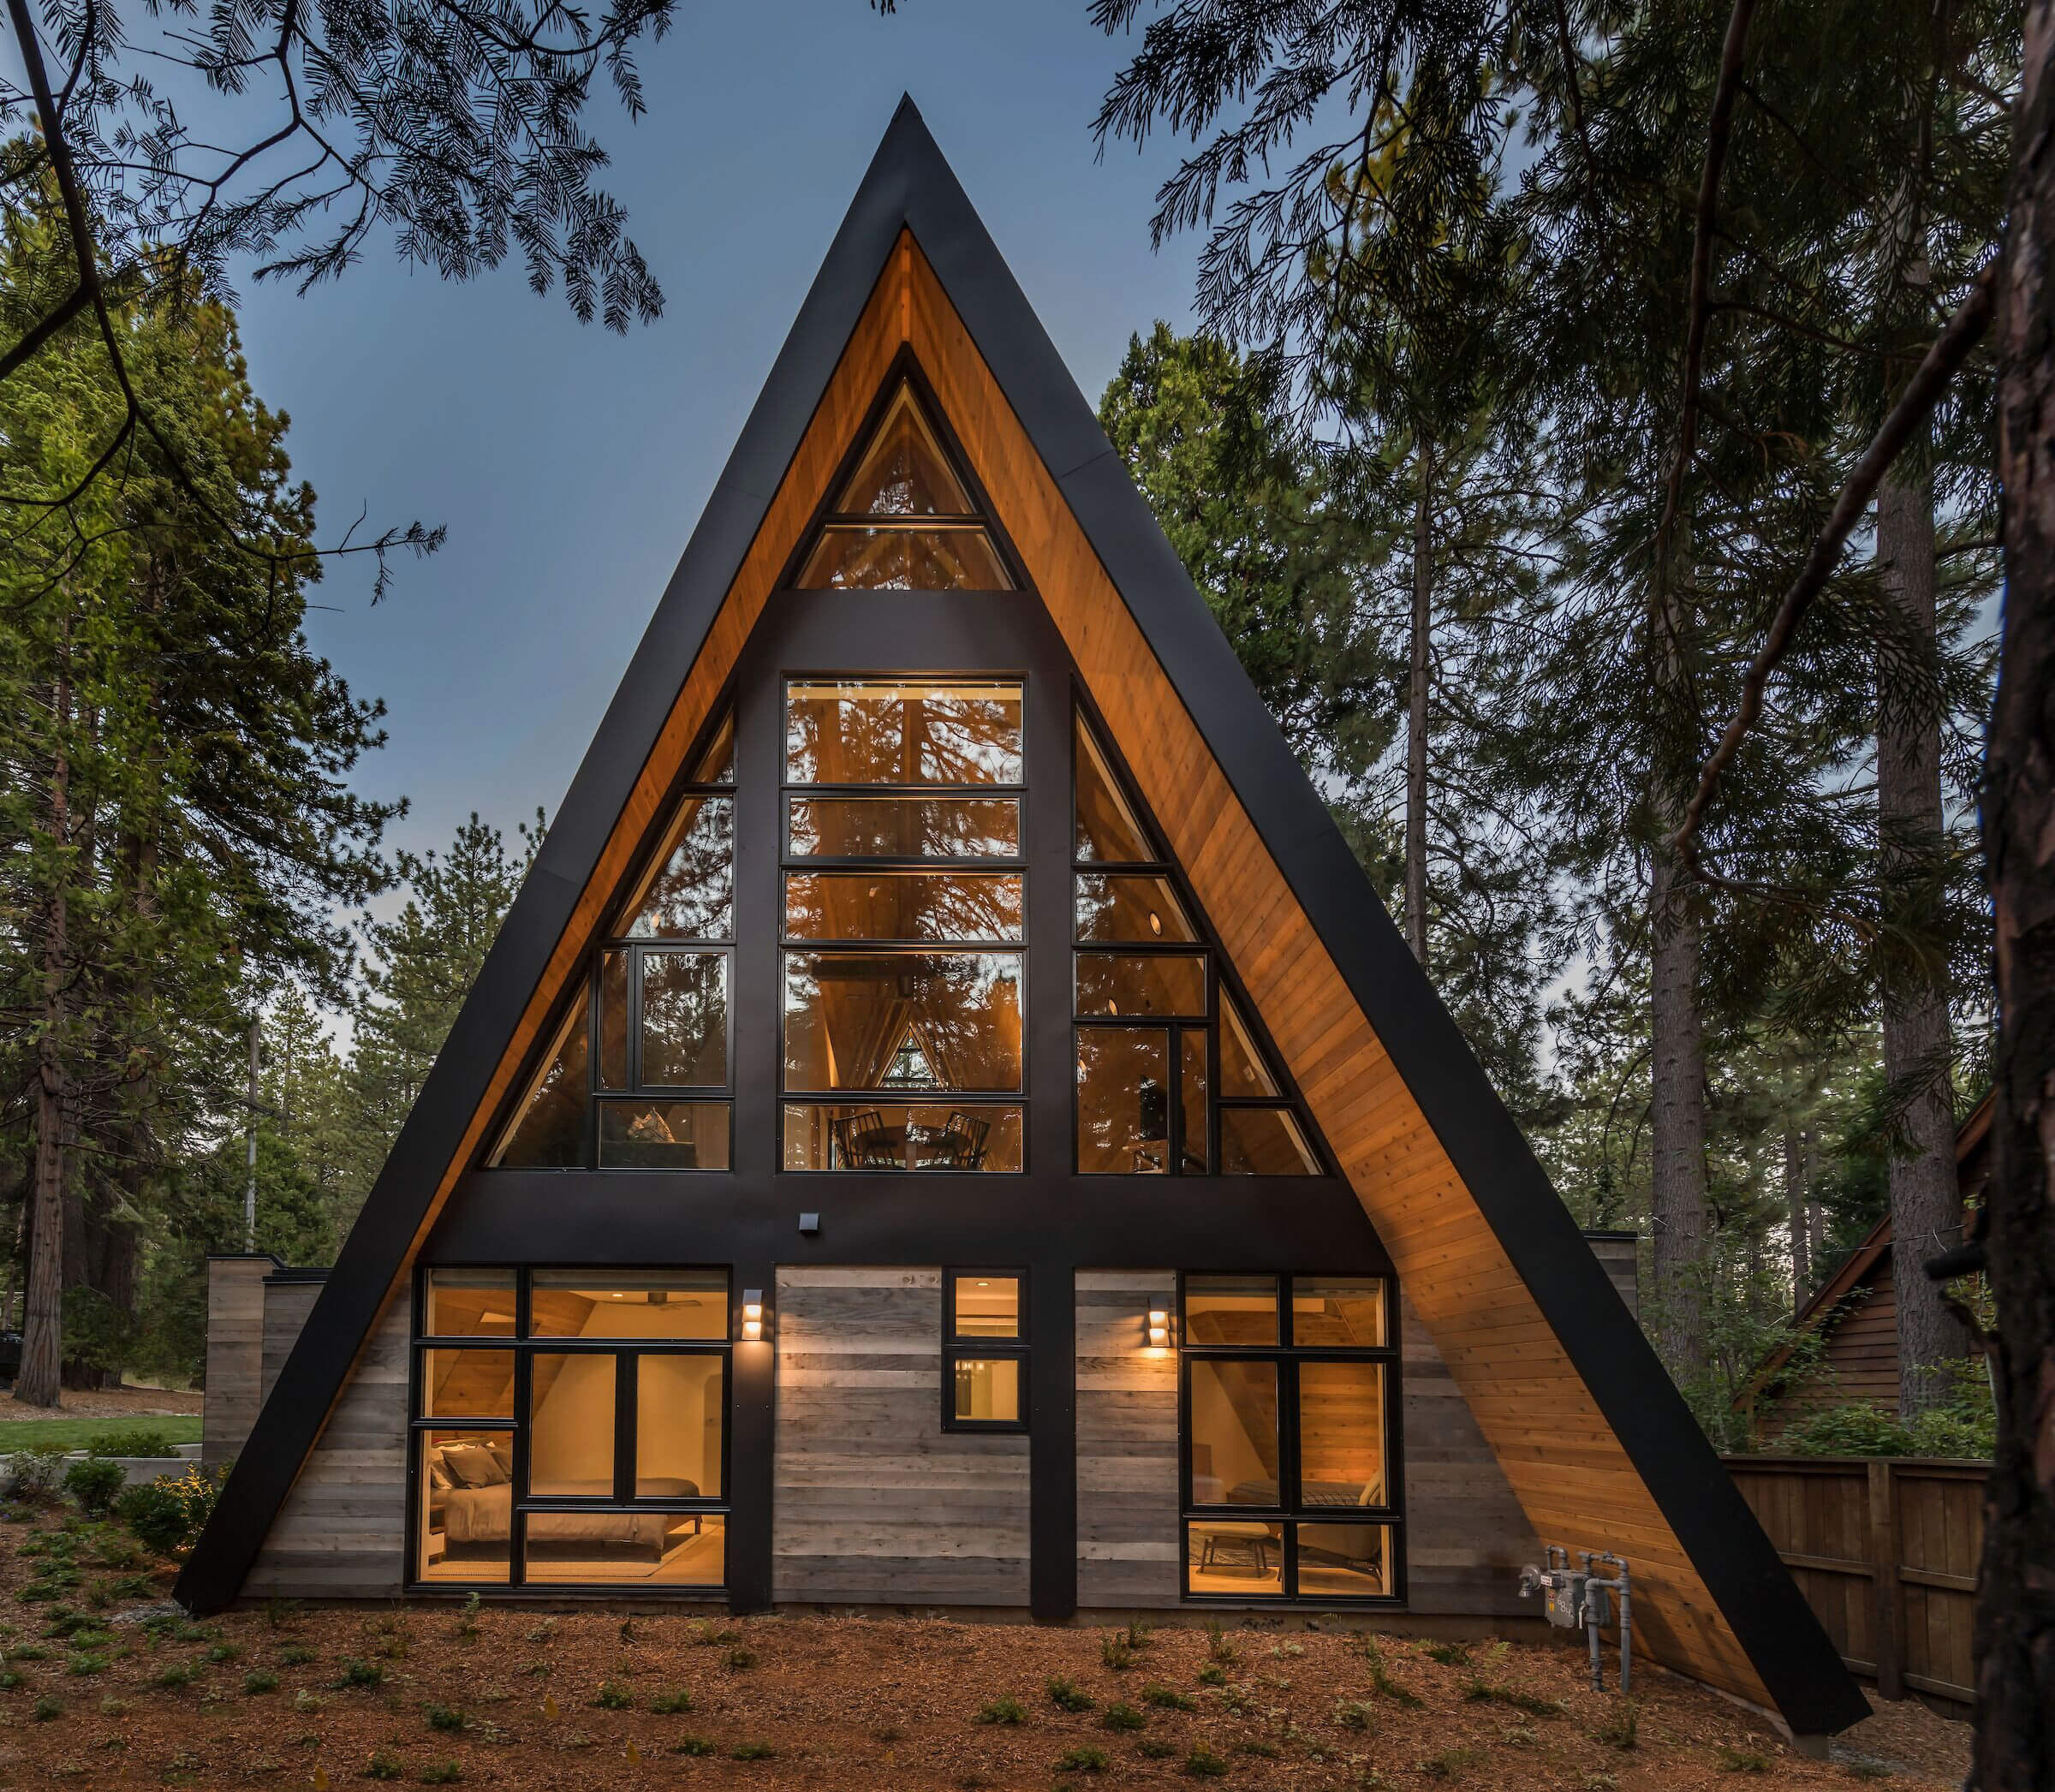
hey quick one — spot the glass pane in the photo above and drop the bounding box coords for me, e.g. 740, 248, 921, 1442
1186, 1520, 1284, 1596
783, 951, 1023, 1092
1075, 1027, 1170, 1174
623, 794, 732, 939
522, 1513, 724, 1586
491, 1003, 587, 1168
1074, 954, 1205, 1018
420, 1430, 512, 1583
954, 1276, 1021, 1338
636, 1354, 724, 1499
1220, 1106, 1320, 1176
1183, 1275, 1279, 1346
836, 384, 974, 515
1181, 1031, 1211, 1174
1294, 1523, 1392, 1599
784, 872, 1022, 943
1291, 1277, 1387, 1348
599, 950, 628, 1089
1218, 997, 1279, 1098
785, 680, 1023, 786
640, 951, 727, 1087
598, 1101, 731, 1170
420, 1348, 515, 1419
795, 526, 1011, 590
951, 1357, 1021, 1423
789, 795, 1021, 860
531, 1270, 730, 1338
1188, 1359, 1281, 1504
423, 1270, 515, 1338
1075, 875, 1195, 943
1297, 1362, 1387, 1506
690, 711, 735, 783
781, 1104, 1022, 1171
527, 1353, 615, 1497
1075, 717, 1151, 862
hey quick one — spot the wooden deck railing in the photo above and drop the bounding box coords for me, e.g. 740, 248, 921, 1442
1724, 1455, 1984, 1708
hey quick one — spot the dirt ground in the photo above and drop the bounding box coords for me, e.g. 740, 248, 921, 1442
0, 1513, 1968, 1790
0, 1385, 203, 1422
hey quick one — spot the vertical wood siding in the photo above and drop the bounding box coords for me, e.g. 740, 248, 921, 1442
1075, 1271, 1180, 1609
773, 1267, 1030, 1605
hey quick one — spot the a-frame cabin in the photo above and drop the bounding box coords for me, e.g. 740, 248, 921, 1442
178, 100, 1865, 1741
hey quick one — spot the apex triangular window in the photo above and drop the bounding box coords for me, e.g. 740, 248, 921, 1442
794, 379, 1015, 590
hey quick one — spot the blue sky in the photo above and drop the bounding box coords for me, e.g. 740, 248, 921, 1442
221, 5, 1208, 870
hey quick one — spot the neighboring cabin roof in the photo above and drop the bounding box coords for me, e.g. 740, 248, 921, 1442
176, 97, 1864, 1736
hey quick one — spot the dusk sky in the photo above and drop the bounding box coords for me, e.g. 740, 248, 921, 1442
224, 4, 1210, 874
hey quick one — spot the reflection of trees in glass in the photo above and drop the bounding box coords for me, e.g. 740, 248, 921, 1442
495, 1007, 588, 1166
628, 796, 731, 938
642, 953, 727, 1087
783, 873, 1022, 942
783, 952, 1022, 1091
1076, 1028, 1170, 1172
788, 797, 1020, 859
1075, 875, 1195, 943
784, 684, 1022, 785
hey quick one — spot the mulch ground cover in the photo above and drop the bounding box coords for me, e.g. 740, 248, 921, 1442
0, 1508, 1967, 1789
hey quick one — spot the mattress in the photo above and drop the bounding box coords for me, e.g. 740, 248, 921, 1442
442, 1479, 699, 1545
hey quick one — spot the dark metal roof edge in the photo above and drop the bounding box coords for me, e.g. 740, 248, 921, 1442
883, 114, 1863, 1735
174, 99, 932, 1616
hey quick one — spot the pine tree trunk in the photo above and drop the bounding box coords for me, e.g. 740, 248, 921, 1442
1977, 9, 2055, 1771
1404, 439, 1433, 964
1876, 464, 1971, 1415
1649, 842, 1709, 1381
1784, 1122, 1813, 1310
16, 632, 73, 1410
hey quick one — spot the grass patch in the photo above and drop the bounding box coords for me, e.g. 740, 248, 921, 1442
419, 1764, 462, 1785
649, 1689, 694, 1714
1334, 1698, 1376, 1729
1718, 1747, 1773, 1774
0, 1416, 200, 1453
244, 1670, 278, 1695
152, 1663, 195, 1689
1136, 1738, 1176, 1759
206, 1642, 242, 1664
1421, 1640, 1471, 1666
1184, 1746, 1229, 1777
336, 1658, 384, 1689
1237, 1740, 1279, 1759
593, 1681, 633, 1711
1101, 1702, 1147, 1732
1047, 1676, 1094, 1712
1141, 1683, 1195, 1712
731, 1741, 776, 1760
670, 1737, 718, 1757
1055, 1746, 1107, 1772
1462, 1680, 1567, 1718
425, 1702, 465, 1731
975, 1694, 1027, 1725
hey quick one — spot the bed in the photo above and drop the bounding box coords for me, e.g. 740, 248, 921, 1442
1188, 1477, 1383, 1509
427, 1441, 699, 1561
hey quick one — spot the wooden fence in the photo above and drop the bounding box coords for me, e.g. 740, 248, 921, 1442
1724, 1456, 1984, 1708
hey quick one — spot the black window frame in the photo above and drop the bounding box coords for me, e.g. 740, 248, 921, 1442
941, 1265, 1030, 1434
407, 1265, 735, 1593
1176, 1270, 1404, 1605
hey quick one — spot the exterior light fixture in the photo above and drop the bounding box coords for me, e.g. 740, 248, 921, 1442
1146, 1307, 1171, 1353
742, 1289, 765, 1343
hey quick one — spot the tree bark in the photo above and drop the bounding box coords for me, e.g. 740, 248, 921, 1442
1404, 438, 1433, 964
1784, 1121, 1813, 1310
1649, 841, 1710, 1381
16, 624, 73, 1410
1977, 8, 2055, 1775
1877, 463, 1972, 1414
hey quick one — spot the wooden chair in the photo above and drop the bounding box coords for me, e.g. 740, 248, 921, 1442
832, 1110, 895, 1169
935, 1110, 990, 1170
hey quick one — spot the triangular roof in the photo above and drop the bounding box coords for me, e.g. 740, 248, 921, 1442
177, 98, 1863, 1736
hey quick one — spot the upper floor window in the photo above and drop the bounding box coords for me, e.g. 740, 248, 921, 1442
793, 382, 1015, 591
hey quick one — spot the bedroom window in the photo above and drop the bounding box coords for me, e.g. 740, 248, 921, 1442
412, 1267, 731, 1590
943, 1271, 1028, 1432
1179, 1273, 1400, 1603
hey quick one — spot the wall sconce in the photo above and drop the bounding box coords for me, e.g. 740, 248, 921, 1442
742, 1289, 765, 1343
1147, 1307, 1171, 1354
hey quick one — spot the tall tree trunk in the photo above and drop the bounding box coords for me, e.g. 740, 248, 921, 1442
1978, 9, 2055, 1775
1877, 463, 1971, 1414
1649, 842, 1709, 1382
1404, 438, 1433, 964
1784, 1121, 1813, 1310
16, 628, 73, 1410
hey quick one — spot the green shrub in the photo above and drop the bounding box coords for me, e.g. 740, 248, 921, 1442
1183, 1746, 1228, 1777
1196, 1663, 1227, 1687
1101, 1702, 1147, 1732
152, 1663, 195, 1689
113, 1483, 189, 1556
1141, 1683, 1194, 1712
363, 1750, 403, 1781
425, 1702, 466, 1730
1717, 1747, 1772, 1774
1334, 1699, 1375, 1729
60, 1462, 126, 1519
975, 1694, 1027, 1724
64, 1654, 108, 1676
337, 1658, 384, 1689
593, 1681, 632, 1710
1203, 1620, 1239, 1665
1421, 1640, 1471, 1665
731, 1741, 776, 1760
419, 1764, 462, 1786
33, 1694, 62, 1721
277, 1644, 318, 1666
244, 1670, 278, 1695
293, 1690, 324, 1715
3, 1450, 68, 1502
649, 1689, 694, 1714
1780, 1403, 1916, 1457
1055, 1746, 1107, 1772
670, 1737, 718, 1757
725, 1646, 757, 1670
207, 1642, 243, 1664
84, 1429, 180, 1461
1595, 1702, 1638, 1750
1046, 1676, 1094, 1712
1136, 1738, 1175, 1759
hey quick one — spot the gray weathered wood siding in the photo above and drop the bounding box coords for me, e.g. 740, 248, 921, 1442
244, 1302, 409, 1599
1401, 1290, 1538, 1613
771, 1266, 1029, 1605
1075, 1270, 1181, 1609
203, 1258, 271, 1471
261, 1276, 327, 1406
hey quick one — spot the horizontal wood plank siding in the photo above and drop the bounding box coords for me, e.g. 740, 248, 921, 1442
773, 1267, 1029, 1605
1075, 1271, 1180, 1610
203, 1259, 271, 1471
262, 1279, 326, 1406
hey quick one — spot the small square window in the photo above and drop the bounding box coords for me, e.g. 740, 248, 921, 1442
950, 1357, 1022, 1425
952, 1276, 1021, 1339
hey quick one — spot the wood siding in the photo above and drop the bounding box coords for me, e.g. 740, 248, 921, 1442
203, 1258, 271, 1471
773, 1267, 1029, 1606
262, 1277, 327, 1406
1075, 1271, 1180, 1609
244, 1304, 409, 1599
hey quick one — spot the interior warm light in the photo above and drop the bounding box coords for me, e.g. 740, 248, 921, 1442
1147, 911, 1163, 936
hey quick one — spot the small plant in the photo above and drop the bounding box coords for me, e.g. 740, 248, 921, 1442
1333, 1698, 1376, 1729
456, 1591, 481, 1642
98, 1697, 126, 1717
1718, 1747, 1773, 1774
1237, 1740, 1279, 1759
244, 1670, 279, 1695
61, 1461, 127, 1519
1056, 1746, 1108, 1772
86, 1428, 182, 1460
113, 1482, 191, 1557
1141, 1683, 1195, 1712
338, 1658, 384, 1688
1124, 1619, 1154, 1649
593, 1681, 633, 1711
1595, 1702, 1638, 1750
691, 1619, 739, 1646
1204, 1619, 1239, 1665
1419, 1747, 1483, 1781
362, 1750, 404, 1781
1184, 1746, 1229, 1777
1136, 1738, 1176, 1759
1357, 1638, 1423, 1708
731, 1741, 777, 1760
525, 1618, 557, 1644
1047, 1675, 1094, 1712
1842, 1763, 1891, 1782
871, 1725, 904, 1744
725, 1645, 758, 1670
278, 1643, 319, 1666
670, 1736, 718, 1757
1100, 1632, 1135, 1670
1101, 1701, 1147, 1731
1421, 1640, 1471, 1666
3, 1448, 69, 1502
207, 1641, 244, 1664
293, 1689, 324, 1715
64, 1653, 109, 1676
33, 1694, 63, 1721
1196, 1662, 1227, 1687
420, 1764, 463, 1786
152, 1662, 195, 1689
1583, 1777, 1620, 1792
975, 1694, 1027, 1724
1462, 1680, 1566, 1718
425, 1701, 467, 1730
649, 1689, 694, 1714
265, 1598, 304, 1630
